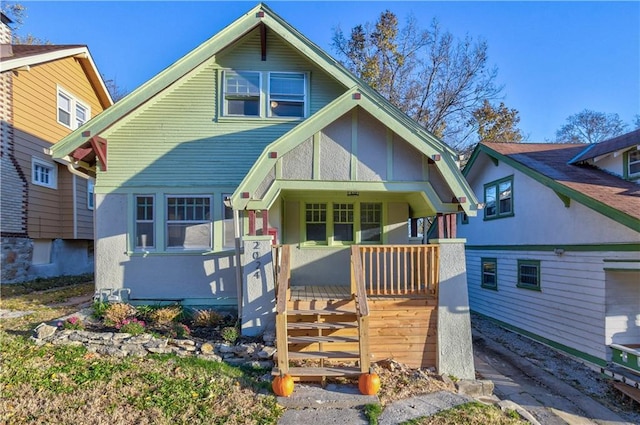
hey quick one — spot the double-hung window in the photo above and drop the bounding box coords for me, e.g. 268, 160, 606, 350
481, 258, 497, 290
32, 157, 57, 189
223, 71, 261, 117
484, 176, 513, 219
269, 72, 306, 117
360, 203, 382, 242
305, 203, 327, 243
166, 196, 212, 250
135, 195, 155, 249
517, 260, 541, 291
333, 203, 354, 242
627, 149, 640, 178
57, 87, 90, 129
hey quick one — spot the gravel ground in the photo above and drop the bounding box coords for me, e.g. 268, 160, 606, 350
471, 312, 640, 424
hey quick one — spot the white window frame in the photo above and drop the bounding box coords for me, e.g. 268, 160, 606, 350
165, 195, 213, 250
31, 157, 57, 189
135, 195, 155, 250
57, 86, 91, 129
87, 179, 95, 210
628, 149, 640, 178
222, 71, 262, 117
268, 71, 307, 118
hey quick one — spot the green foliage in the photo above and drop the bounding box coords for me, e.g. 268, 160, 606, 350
402, 401, 528, 424
333, 10, 501, 150
59, 316, 84, 330
472, 100, 523, 143
103, 303, 137, 327
118, 318, 146, 335
364, 403, 383, 425
221, 326, 239, 344
92, 300, 109, 320
555, 109, 628, 143
0, 274, 93, 298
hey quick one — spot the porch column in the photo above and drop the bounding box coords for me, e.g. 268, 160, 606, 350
433, 238, 475, 380
241, 235, 275, 336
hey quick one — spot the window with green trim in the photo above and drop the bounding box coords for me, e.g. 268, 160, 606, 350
484, 176, 513, 219
223, 71, 261, 117
135, 195, 155, 249
481, 258, 497, 289
166, 196, 212, 250
305, 203, 327, 243
361, 203, 382, 242
333, 203, 354, 242
517, 260, 541, 290
627, 149, 640, 178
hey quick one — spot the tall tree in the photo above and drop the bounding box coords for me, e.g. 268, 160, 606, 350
472, 100, 523, 143
555, 109, 628, 143
333, 11, 502, 150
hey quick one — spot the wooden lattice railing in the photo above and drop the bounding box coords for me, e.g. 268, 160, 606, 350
358, 245, 439, 297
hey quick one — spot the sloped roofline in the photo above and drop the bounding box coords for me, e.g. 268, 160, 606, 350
463, 143, 640, 232
568, 128, 640, 164
51, 2, 456, 160
0, 45, 113, 107
232, 87, 478, 214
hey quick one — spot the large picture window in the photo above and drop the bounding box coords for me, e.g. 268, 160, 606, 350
135, 195, 155, 249
269, 72, 305, 117
223, 71, 260, 117
166, 196, 212, 250
484, 176, 513, 219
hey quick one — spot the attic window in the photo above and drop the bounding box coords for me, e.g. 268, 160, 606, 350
269, 72, 305, 117
57, 86, 91, 129
628, 150, 640, 177
223, 71, 260, 116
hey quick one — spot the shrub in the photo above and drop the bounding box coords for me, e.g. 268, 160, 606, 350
92, 301, 109, 320
104, 303, 137, 327
118, 318, 146, 335
173, 323, 191, 339
192, 309, 223, 327
221, 326, 239, 343
149, 306, 182, 326
58, 316, 84, 330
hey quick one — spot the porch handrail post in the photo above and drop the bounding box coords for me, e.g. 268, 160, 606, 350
233, 208, 243, 318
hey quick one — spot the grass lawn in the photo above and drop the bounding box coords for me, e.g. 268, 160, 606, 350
0, 277, 282, 425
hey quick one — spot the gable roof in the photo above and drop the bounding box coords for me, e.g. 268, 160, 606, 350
51, 2, 456, 162
568, 129, 640, 164
231, 87, 478, 214
464, 142, 640, 231
0, 43, 113, 108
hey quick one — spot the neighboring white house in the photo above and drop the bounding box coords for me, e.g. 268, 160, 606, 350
459, 130, 640, 367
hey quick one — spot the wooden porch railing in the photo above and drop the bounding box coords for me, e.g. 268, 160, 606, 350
350, 245, 370, 373
358, 245, 439, 297
273, 244, 291, 373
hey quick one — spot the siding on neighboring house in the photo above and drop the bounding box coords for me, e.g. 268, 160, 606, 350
466, 249, 637, 362
12, 56, 104, 142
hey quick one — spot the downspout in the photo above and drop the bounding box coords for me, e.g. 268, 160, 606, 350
72, 175, 77, 238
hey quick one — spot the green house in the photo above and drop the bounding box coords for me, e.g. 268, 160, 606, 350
52, 3, 479, 379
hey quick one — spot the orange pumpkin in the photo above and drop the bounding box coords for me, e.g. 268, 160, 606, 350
358, 368, 381, 395
272, 373, 294, 397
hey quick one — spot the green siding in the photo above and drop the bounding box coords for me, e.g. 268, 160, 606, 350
98, 27, 345, 191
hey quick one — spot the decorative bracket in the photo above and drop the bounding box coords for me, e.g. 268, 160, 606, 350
90, 136, 108, 171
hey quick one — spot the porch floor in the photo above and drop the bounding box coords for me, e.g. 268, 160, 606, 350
289, 285, 349, 301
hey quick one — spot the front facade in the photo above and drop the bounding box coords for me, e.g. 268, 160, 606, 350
0, 15, 113, 282
459, 133, 640, 366
52, 4, 479, 377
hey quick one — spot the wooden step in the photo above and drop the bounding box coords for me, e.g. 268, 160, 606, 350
272, 366, 361, 377
287, 322, 357, 330
288, 309, 357, 316
288, 335, 359, 344
287, 351, 360, 360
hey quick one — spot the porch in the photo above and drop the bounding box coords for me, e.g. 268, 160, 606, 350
272, 244, 439, 380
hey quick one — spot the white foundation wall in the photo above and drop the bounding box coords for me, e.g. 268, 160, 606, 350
95, 193, 238, 303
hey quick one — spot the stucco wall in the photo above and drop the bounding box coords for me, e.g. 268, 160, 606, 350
95, 193, 237, 303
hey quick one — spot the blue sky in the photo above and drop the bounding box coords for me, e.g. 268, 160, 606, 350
13, 1, 640, 142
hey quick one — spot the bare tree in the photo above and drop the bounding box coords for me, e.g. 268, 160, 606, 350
555, 109, 628, 143
333, 11, 502, 150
